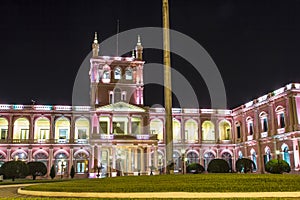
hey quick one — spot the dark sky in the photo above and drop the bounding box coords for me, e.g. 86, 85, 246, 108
1, 0, 300, 109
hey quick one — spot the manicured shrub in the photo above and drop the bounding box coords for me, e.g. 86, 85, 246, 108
50, 165, 56, 179
186, 163, 204, 174
1, 161, 29, 181
27, 161, 47, 180
70, 165, 75, 178
235, 158, 256, 173
207, 159, 230, 173
265, 159, 291, 174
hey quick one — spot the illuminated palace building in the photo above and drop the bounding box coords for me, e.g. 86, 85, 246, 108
0, 34, 299, 178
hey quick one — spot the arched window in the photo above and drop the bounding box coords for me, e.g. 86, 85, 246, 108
55, 117, 70, 143
250, 149, 257, 171
13, 118, 30, 140
246, 117, 254, 136
275, 106, 285, 129
13, 152, 27, 161
0, 117, 8, 140
235, 122, 241, 140
34, 152, 48, 168
75, 117, 90, 142
203, 151, 215, 171
281, 144, 290, 166
173, 118, 181, 142
221, 152, 232, 171
264, 146, 272, 167
219, 120, 231, 140
259, 112, 268, 133
121, 91, 126, 101
109, 91, 114, 104
114, 88, 122, 103
114, 67, 121, 80
202, 121, 215, 141
34, 117, 50, 142
238, 150, 243, 159
150, 118, 163, 141
184, 119, 198, 142
187, 151, 199, 164
125, 67, 133, 80
102, 70, 111, 83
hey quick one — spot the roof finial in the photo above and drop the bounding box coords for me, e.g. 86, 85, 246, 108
137, 35, 141, 45
132, 49, 135, 58
93, 32, 98, 44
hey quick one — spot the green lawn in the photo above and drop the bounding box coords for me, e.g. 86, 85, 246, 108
23, 174, 300, 193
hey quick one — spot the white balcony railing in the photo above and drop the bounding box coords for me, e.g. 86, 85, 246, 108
247, 135, 253, 141
261, 132, 268, 138
100, 134, 114, 140
277, 128, 285, 134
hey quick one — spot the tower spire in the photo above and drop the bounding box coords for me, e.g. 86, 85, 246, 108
92, 32, 99, 57
135, 35, 143, 60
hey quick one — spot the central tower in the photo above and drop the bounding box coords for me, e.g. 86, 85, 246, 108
89, 34, 145, 108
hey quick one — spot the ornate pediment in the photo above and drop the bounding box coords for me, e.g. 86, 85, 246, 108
96, 102, 145, 112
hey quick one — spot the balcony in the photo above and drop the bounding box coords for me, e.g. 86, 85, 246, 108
75, 139, 89, 144
247, 135, 253, 141
277, 128, 285, 134
261, 132, 268, 138
220, 140, 231, 144
100, 134, 114, 140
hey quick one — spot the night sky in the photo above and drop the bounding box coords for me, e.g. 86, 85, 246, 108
1, 0, 300, 109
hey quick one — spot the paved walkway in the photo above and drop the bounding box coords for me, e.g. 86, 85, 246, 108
0, 184, 34, 198
18, 189, 300, 199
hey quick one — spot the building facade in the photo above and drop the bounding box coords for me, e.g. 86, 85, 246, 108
0, 34, 299, 177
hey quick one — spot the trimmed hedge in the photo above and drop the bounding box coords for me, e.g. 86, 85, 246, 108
186, 163, 204, 174
1, 161, 29, 181
207, 159, 230, 173
27, 161, 47, 180
265, 159, 291, 174
235, 158, 256, 173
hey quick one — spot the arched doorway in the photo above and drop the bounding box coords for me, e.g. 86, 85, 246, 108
173, 151, 181, 172
74, 152, 89, 174
264, 146, 272, 167
55, 153, 68, 176
282, 144, 290, 166
34, 152, 48, 169
250, 149, 257, 171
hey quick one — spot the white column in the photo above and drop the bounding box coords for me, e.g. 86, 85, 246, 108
127, 148, 132, 173
112, 146, 116, 169
134, 147, 138, 170
140, 147, 144, 173
128, 115, 132, 134
91, 145, 95, 171
154, 146, 158, 169
97, 146, 101, 166
147, 146, 151, 171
